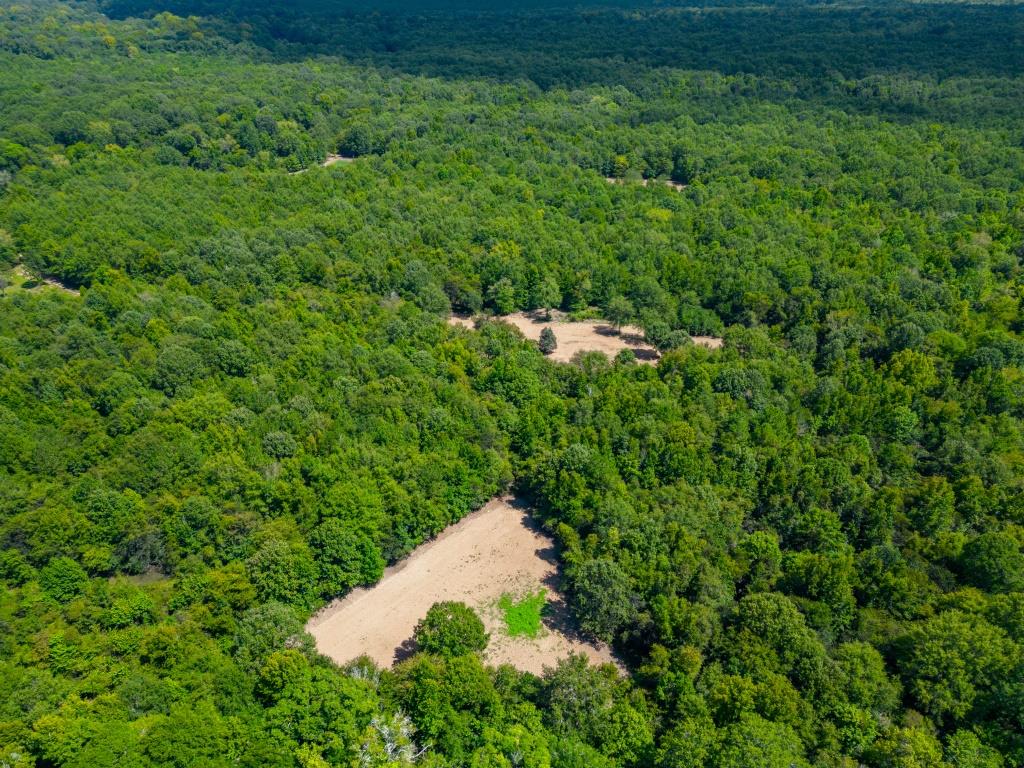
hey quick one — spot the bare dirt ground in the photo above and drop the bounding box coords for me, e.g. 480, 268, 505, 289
502, 311, 659, 364
448, 311, 722, 362
307, 497, 618, 675
6, 264, 79, 296
289, 155, 356, 175
448, 315, 476, 330
322, 154, 356, 167
606, 177, 687, 192
692, 335, 724, 350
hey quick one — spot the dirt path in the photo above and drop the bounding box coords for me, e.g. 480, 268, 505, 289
307, 497, 618, 675
448, 311, 722, 362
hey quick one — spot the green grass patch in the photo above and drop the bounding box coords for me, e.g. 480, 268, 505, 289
498, 589, 547, 638
0, 265, 31, 295
0, 264, 66, 296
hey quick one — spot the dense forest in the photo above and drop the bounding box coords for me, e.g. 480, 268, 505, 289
1, 0, 1024, 766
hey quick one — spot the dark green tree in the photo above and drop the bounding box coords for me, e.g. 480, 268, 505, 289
414, 601, 489, 657
539, 326, 558, 355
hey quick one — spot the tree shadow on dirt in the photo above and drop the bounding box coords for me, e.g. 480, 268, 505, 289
391, 635, 420, 665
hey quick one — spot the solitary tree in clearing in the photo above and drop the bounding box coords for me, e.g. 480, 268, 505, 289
607, 296, 635, 333
539, 326, 557, 355
414, 601, 488, 657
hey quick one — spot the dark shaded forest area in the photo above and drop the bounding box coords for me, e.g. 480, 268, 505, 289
0, 0, 1023, 766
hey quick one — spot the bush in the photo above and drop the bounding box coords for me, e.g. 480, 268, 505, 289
39, 557, 88, 602
152, 345, 204, 396
539, 327, 558, 355
0, 550, 34, 585
262, 431, 298, 459
246, 540, 317, 606
414, 601, 488, 657
499, 590, 547, 638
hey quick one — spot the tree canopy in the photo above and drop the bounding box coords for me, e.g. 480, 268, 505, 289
1, 0, 1024, 766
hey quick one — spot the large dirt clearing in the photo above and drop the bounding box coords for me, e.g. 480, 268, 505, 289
449, 310, 722, 363
307, 497, 617, 675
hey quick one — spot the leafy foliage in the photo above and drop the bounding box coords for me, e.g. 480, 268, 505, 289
414, 601, 489, 658
498, 590, 547, 639
1, 0, 1024, 766
538, 327, 557, 356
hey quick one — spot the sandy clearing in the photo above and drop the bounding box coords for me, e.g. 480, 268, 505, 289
307, 497, 618, 675
606, 177, 688, 192
448, 314, 476, 330
10, 264, 79, 296
501, 311, 660, 364
289, 155, 357, 175
448, 311, 722, 363
322, 154, 356, 167
692, 335, 724, 350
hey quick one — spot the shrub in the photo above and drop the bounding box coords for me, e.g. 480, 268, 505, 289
40, 557, 88, 602
499, 590, 547, 638
414, 601, 488, 657
539, 327, 557, 355
262, 431, 298, 459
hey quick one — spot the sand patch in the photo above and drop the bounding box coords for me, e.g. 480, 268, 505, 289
307, 497, 617, 675
322, 154, 356, 167
448, 314, 476, 330
289, 154, 357, 175
691, 335, 724, 350
606, 177, 687, 192
3, 264, 79, 296
448, 311, 722, 361
501, 311, 660, 364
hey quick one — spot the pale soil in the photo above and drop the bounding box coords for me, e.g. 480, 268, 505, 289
448, 311, 722, 362
6, 264, 79, 296
321, 154, 356, 167
502, 311, 659, 364
606, 177, 688, 192
289, 155, 356, 175
448, 315, 476, 330
307, 497, 618, 675
691, 335, 724, 350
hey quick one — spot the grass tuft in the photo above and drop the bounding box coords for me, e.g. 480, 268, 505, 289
498, 589, 547, 638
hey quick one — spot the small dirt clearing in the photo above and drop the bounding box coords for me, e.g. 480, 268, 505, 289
2, 264, 79, 296
606, 177, 687, 192
448, 311, 722, 363
692, 335, 724, 350
321, 154, 356, 167
448, 314, 476, 330
289, 155, 357, 175
307, 497, 617, 675
502, 311, 659, 363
